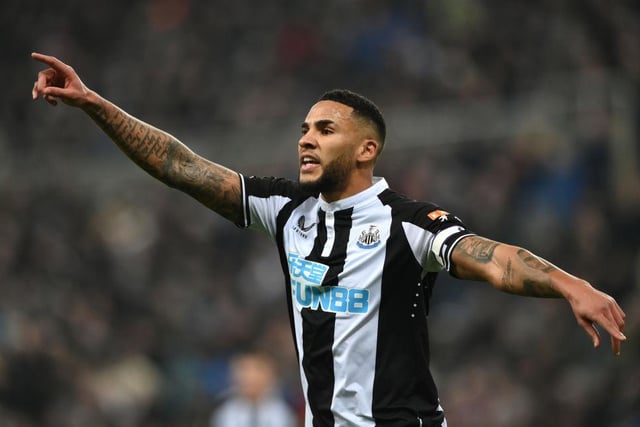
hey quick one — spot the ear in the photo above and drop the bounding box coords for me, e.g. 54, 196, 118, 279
357, 139, 380, 163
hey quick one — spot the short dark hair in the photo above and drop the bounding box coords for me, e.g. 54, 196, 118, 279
318, 89, 386, 146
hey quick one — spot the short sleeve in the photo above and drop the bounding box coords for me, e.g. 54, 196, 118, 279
424, 210, 474, 273
239, 174, 309, 239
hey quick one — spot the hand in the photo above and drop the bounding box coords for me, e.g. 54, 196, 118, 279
31, 52, 91, 107
568, 284, 626, 355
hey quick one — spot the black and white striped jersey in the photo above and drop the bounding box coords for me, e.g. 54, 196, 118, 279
239, 176, 473, 427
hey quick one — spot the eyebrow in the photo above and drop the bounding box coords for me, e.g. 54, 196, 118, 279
301, 119, 336, 130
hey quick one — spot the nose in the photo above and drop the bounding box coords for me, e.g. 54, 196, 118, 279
298, 133, 317, 150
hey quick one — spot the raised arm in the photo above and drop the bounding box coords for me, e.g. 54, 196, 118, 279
31, 52, 243, 224
451, 235, 626, 355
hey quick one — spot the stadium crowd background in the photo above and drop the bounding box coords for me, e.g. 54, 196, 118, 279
1, 0, 639, 426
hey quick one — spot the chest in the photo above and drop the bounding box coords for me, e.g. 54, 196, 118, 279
285, 205, 392, 266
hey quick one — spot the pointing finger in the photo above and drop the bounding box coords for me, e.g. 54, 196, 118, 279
31, 52, 73, 75
32, 52, 62, 68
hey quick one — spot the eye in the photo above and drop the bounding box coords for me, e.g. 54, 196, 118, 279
321, 128, 333, 135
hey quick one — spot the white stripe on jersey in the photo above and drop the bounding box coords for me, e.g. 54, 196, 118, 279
321, 210, 336, 257
330, 203, 391, 426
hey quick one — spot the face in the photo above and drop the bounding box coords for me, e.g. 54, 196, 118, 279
232, 353, 275, 401
298, 100, 364, 196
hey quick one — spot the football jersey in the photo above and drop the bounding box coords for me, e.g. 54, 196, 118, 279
239, 176, 473, 427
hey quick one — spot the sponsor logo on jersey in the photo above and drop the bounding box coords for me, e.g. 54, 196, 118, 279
357, 225, 381, 249
291, 281, 370, 314
287, 252, 370, 314
287, 253, 328, 286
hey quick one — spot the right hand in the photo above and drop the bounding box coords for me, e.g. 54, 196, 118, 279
31, 52, 91, 107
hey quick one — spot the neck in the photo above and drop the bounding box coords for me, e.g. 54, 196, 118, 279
321, 170, 374, 203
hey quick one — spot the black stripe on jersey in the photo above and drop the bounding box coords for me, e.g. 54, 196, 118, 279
240, 175, 318, 228
302, 207, 353, 426
372, 190, 445, 426
244, 176, 315, 199
301, 309, 336, 427
309, 209, 354, 286
309, 210, 328, 266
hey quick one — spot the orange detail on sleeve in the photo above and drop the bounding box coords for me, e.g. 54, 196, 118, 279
427, 209, 450, 221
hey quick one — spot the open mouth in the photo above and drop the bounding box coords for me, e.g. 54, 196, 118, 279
300, 156, 320, 172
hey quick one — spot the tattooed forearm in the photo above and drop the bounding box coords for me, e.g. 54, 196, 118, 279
165, 144, 242, 221
514, 249, 558, 297
84, 96, 242, 222
87, 99, 173, 175
452, 235, 561, 297
456, 236, 498, 264
522, 277, 557, 297
501, 258, 516, 292
516, 249, 556, 273
497, 249, 559, 297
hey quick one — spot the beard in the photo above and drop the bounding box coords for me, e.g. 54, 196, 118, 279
299, 151, 353, 195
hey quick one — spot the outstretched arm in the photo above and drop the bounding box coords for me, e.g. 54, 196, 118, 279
451, 235, 627, 355
31, 52, 243, 223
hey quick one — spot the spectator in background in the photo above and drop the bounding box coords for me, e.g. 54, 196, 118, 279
211, 350, 298, 427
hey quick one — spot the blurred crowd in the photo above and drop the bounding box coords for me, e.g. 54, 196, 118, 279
1, 0, 639, 426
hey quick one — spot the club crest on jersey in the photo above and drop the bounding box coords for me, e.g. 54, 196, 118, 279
357, 225, 381, 249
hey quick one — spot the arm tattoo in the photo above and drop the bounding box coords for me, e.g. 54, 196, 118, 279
522, 278, 556, 297
86, 99, 242, 222
87, 99, 173, 170
454, 236, 559, 297
516, 249, 556, 273
515, 249, 558, 297
456, 236, 498, 264
165, 143, 242, 221
501, 258, 516, 292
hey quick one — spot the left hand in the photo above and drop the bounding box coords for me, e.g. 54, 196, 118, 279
567, 283, 626, 355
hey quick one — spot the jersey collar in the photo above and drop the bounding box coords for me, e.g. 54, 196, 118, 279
318, 177, 388, 212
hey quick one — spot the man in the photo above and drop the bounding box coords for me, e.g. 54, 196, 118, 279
211, 350, 297, 427
31, 52, 626, 427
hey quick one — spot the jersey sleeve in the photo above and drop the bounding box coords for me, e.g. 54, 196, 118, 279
424, 210, 475, 273
237, 174, 304, 239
